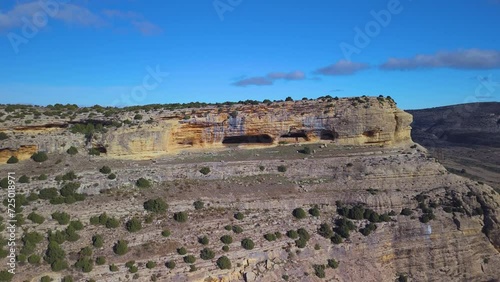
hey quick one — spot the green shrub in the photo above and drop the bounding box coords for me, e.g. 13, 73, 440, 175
264, 233, 277, 241
292, 208, 307, 219
198, 236, 209, 245
161, 229, 171, 237
66, 146, 78, 155
27, 212, 45, 224
38, 174, 48, 180
92, 234, 104, 248
277, 165, 287, 172
259, 165, 265, 171
295, 238, 307, 248
136, 178, 151, 188
331, 234, 343, 244
222, 245, 229, 252
31, 152, 48, 162
39, 188, 59, 200
50, 259, 68, 271
241, 238, 254, 250
232, 225, 243, 234
109, 264, 119, 271
193, 200, 204, 210
0, 178, 8, 188
88, 148, 100, 156
0, 132, 9, 140
6, 156, 18, 164
62, 276, 73, 282
224, 225, 232, 231
143, 198, 167, 213
301, 146, 312, 154
74, 257, 94, 272
96, 256, 106, 265
165, 260, 176, 269
286, 230, 299, 239
113, 240, 128, 255
27, 193, 39, 202
197, 247, 214, 260
59, 182, 80, 197
174, 212, 188, 223
220, 235, 233, 244
313, 264, 326, 278
308, 207, 320, 217
40, 276, 52, 282
400, 208, 413, 216
79, 246, 92, 257
107, 173, 116, 180
69, 220, 84, 231
183, 255, 196, 264
19, 175, 30, 183
126, 218, 142, 232
105, 217, 120, 228
28, 254, 41, 264
177, 247, 187, 255
327, 258, 339, 269
134, 114, 143, 120
51, 211, 70, 225
99, 166, 111, 174
44, 241, 66, 265
199, 167, 211, 175
61, 171, 77, 181
146, 261, 156, 269
318, 223, 334, 238
216, 256, 231, 270
234, 212, 244, 220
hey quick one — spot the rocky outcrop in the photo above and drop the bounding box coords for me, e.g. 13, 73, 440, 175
98, 97, 412, 157
0, 97, 413, 161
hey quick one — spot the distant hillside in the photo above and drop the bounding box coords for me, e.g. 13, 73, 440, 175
408, 102, 500, 147
409, 102, 500, 192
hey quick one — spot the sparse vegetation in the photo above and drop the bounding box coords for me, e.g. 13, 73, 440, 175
174, 211, 188, 223
216, 256, 231, 270
199, 167, 211, 175
136, 178, 151, 188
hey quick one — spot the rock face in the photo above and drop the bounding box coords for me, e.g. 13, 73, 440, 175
0, 96, 413, 160
100, 97, 412, 156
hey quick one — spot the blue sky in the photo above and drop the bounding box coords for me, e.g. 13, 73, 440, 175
0, 0, 499, 109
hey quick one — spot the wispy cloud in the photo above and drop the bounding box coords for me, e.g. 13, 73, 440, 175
380, 49, 500, 70
0, 2, 161, 36
315, 60, 370, 76
103, 9, 162, 35
0, 2, 104, 30
233, 71, 306, 87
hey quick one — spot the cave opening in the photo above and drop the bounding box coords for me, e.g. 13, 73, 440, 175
280, 131, 309, 141
94, 146, 107, 154
320, 129, 338, 140
222, 134, 273, 144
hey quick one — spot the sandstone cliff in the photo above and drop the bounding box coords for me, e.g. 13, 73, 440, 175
0, 96, 412, 161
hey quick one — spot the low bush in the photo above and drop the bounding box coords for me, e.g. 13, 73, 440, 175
177, 247, 187, 255
27, 212, 45, 224
6, 156, 18, 164
313, 264, 326, 278
264, 233, 277, 241
113, 240, 128, 255
199, 167, 211, 175
198, 236, 209, 245
135, 178, 151, 188
292, 208, 307, 219
241, 238, 254, 250
99, 166, 111, 174
143, 198, 167, 213
174, 212, 188, 223
165, 260, 176, 269
193, 200, 204, 210
220, 235, 233, 244
183, 255, 196, 264
31, 152, 48, 162
216, 256, 231, 270
161, 230, 171, 237
327, 258, 339, 269
234, 212, 244, 220
126, 218, 142, 232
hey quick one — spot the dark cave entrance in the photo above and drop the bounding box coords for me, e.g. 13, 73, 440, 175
94, 146, 107, 154
222, 134, 273, 144
280, 131, 309, 141
320, 129, 338, 140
